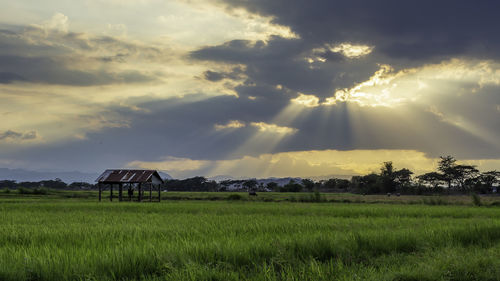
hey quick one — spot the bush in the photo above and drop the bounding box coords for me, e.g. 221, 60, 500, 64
227, 194, 242, 201
471, 193, 482, 206
307, 190, 325, 202
32, 188, 49, 195
17, 187, 33, 194
422, 197, 448, 205
2, 188, 10, 194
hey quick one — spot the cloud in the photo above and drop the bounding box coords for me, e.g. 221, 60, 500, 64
328, 43, 374, 58
214, 120, 246, 130
192, 37, 381, 100
213, 0, 500, 62
203, 67, 245, 82
40, 12, 69, 33
0, 1, 498, 176
1, 84, 497, 174
291, 94, 319, 107
0, 55, 158, 86
128, 156, 210, 172
0, 72, 26, 83
191, 0, 500, 107
0, 18, 171, 86
0, 130, 37, 142
249, 122, 297, 134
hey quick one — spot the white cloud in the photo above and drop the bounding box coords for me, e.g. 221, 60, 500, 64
328, 43, 374, 58
214, 120, 246, 130
34, 13, 69, 33
291, 93, 320, 107
322, 59, 500, 107
250, 122, 297, 134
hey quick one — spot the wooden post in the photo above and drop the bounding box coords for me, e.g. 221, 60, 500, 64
119, 183, 123, 202
110, 184, 113, 201
158, 184, 161, 202
128, 183, 132, 201
149, 183, 152, 202
98, 183, 102, 202
138, 183, 142, 202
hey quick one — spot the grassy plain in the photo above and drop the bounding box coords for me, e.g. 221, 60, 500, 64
0, 192, 499, 280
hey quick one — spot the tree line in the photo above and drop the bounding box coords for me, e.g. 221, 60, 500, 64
1, 156, 499, 195
162, 156, 499, 195
0, 178, 94, 190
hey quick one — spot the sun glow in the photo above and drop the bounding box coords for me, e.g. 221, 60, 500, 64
329, 43, 374, 58
291, 94, 320, 107
129, 149, 500, 179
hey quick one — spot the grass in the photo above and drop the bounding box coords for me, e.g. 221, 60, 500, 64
1, 188, 500, 206
0, 195, 499, 280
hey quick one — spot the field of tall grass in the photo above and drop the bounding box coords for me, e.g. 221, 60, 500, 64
1, 198, 499, 280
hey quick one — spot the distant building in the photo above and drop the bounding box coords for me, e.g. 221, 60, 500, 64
95, 169, 164, 202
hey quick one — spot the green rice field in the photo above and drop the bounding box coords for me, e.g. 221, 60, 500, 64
1, 194, 500, 280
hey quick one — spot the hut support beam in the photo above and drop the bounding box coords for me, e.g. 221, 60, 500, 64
149, 183, 152, 202
138, 183, 142, 202
110, 184, 113, 201
119, 183, 123, 202
98, 183, 102, 202
158, 184, 161, 202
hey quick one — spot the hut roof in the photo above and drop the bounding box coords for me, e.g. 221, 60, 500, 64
96, 169, 164, 184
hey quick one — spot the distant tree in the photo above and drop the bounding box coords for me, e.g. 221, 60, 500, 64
0, 180, 17, 189
243, 179, 258, 192
266, 182, 279, 191
351, 173, 380, 194
379, 162, 413, 193
321, 178, 349, 191
322, 178, 337, 190
301, 179, 315, 192
380, 161, 397, 193
453, 165, 479, 191
394, 168, 413, 189
68, 182, 94, 190
280, 179, 302, 192
164, 177, 219, 191
335, 179, 350, 190
417, 172, 445, 190
257, 182, 266, 192
479, 171, 500, 192
40, 179, 67, 189
218, 180, 232, 191
438, 156, 457, 189
205, 179, 221, 192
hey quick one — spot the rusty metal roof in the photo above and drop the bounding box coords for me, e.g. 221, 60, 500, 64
96, 169, 164, 183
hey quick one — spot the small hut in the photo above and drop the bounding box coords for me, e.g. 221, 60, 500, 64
95, 169, 164, 202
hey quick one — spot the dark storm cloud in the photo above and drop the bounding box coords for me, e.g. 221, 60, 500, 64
203, 70, 225, 81
192, 0, 500, 101
0, 25, 167, 86
216, 0, 500, 61
193, 37, 379, 99
0, 55, 155, 86
0, 72, 26, 83
203, 66, 245, 82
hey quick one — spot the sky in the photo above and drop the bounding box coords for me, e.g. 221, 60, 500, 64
0, 0, 499, 179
